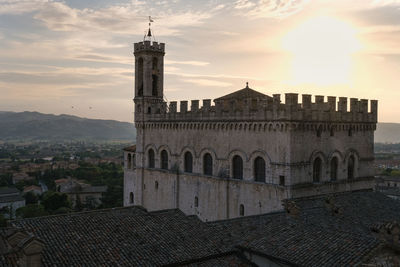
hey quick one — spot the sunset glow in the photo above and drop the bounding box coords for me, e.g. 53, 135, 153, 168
1, 0, 400, 122
283, 16, 361, 85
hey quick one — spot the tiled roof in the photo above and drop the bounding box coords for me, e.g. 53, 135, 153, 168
54, 178, 69, 185
208, 190, 400, 266
123, 145, 136, 152
23, 185, 42, 193
0, 187, 19, 195
8, 190, 400, 266
0, 195, 24, 204
63, 185, 108, 194
184, 252, 254, 266
215, 87, 270, 101
11, 208, 228, 266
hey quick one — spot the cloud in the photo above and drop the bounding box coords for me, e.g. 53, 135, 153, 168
0, 67, 130, 86
182, 78, 233, 87
168, 72, 263, 81
370, 0, 400, 7
235, 0, 256, 9
30, 1, 211, 36
0, 0, 47, 15
166, 60, 210, 66
232, 0, 311, 19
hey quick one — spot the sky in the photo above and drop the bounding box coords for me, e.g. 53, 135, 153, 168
1, 0, 400, 123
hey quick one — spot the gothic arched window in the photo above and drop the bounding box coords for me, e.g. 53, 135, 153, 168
152, 57, 158, 96
330, 157, 338, 181
313, 157, 322, 183
161, 150, 168, 170
129, 192, 134, 204
239, 204, 244, 216
194, 196, 198, 207
232, 155, 243, 179
317, 126, 322, 137
184, 151, 193, 173
348, 128, 353, 137
152, 57, 158, 70
203, 153, 213, 176
127, 153, 132, 169
152, 75, 158, 96
330, 127, 335, 137
137, 57, 143, 96
348, 155, 355, 179
254, 157, 266, 182
148, 149, 155, 168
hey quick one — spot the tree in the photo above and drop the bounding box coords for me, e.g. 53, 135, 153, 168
16, 204, 48, 218
0, 173, 13, 187
53, 207, 70, 215
0, 214, 6, 227
75, 195, 83, 212
42, 191, 71, 212
24, 191, 38, 204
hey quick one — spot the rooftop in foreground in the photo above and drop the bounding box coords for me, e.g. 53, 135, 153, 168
2, 190, 400, 266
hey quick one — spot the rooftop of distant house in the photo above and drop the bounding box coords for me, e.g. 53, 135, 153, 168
23, 185, 42, 194
0, 187, 24, 204
123, 145, 136, 152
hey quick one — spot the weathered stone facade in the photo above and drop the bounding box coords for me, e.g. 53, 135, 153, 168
123, 39, 378, 222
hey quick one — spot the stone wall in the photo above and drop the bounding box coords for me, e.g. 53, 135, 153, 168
139, 94, 377, 124
124, 167, 287, 221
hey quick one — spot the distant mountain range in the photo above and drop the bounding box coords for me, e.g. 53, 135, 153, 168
0, 111, 135, 141
0, 111, 398, 143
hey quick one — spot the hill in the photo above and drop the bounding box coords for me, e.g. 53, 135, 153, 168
0, 111, 398, 143
0, 111, 135, 141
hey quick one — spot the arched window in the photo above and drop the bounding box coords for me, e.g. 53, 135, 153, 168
184, 151, 193, 173
155, 181, 159, 190
348, 155, 355, 179
239, 204, 244, 216
161, 150, 168, 170
152, 58, 158, 96
330, 157, 338, 181
194, 196, 198, 207
313, 157, 322, 183
152, 75, 158, 96
254, 157, 266, 182
232, 155, 243, 179
148, 149, 155, 168
203, 153, 213, 176
129, 192, 134, 204
147, 107, 152, 114
152, 57, 158, 70
137, 58, 143, 96
317, 126, 322, 137
330, 127, 335, 137
127, 153, 132, 169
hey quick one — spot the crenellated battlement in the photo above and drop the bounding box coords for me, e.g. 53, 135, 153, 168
140, 93, 378, 124
134, 41, 165, 53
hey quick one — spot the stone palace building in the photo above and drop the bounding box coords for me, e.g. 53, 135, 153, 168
123, 33, 378, 222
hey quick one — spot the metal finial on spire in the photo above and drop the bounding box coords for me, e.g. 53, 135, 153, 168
144, 16, 155, 40
246, 82, 249, 88
147, 16, 153, 37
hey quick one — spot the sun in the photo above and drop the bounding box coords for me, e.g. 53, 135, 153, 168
282, 16, 360, 86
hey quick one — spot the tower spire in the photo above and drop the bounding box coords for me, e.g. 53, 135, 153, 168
145, 16, 154, 41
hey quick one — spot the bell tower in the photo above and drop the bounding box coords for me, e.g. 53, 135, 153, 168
133, 20, 165, 122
